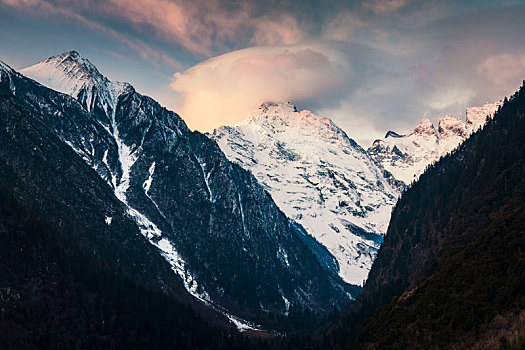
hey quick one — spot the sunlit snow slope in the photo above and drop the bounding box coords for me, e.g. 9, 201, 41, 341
212, 102, 398, 285
368, 102, 502, 185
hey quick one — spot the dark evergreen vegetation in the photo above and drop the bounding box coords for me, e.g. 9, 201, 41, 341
322, 81, 525, 349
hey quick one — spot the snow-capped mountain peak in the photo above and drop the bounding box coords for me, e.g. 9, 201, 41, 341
466, 101, 502, 132
245, 101, 324, 124
368, 101, 502, 185
438, 115, 466, 138
242, 101, 359, 147
242, 101, 296, 126
413, 118, 437, 136
0, 60, 13, 74
21, 51, 104, 95
21, 51, 130, 112
212, 103, 398, 285
248, 101, 297, 118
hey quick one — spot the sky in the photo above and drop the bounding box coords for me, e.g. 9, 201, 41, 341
1, 0, 525, 146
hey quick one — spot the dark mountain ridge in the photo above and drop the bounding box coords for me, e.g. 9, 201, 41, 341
0, 75, 250, 349
0, 52, 354, 336
324, 82, 525, 349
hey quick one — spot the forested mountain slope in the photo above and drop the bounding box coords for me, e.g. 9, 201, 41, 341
326, 82, 525, 349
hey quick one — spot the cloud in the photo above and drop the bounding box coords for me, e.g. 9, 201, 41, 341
424, 87, 476, 111
167, 3, 525, 147
169, 44, 354, 132
3, 0, 525, 147
322, 11, 380, 42
1, 0, 315, 57
362, 0, 415, 14
477, 52, 525, 87
0, 0, 183, 69
96, 0, 315, 55
250, 14, 307, 46
2, 0, 40, 7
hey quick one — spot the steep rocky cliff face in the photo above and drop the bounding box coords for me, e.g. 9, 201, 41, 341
0, 70, 247, 349
2, 52, 354, 332
212, 102, 397, 286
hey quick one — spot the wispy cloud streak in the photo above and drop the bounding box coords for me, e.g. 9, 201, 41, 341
1, 0, 182, 68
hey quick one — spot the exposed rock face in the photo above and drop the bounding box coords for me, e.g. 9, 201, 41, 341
211, 102, 398, 285
368, 101, 502, 185
7, 52, 355, 331
0, 62, 243, 348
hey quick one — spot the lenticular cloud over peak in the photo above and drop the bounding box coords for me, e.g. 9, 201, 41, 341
169, 43, 354, 132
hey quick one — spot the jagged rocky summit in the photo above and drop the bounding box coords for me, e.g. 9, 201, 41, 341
368, 101, 502, 185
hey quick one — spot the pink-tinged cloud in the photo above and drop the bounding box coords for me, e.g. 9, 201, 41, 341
322, 12, 370, 42
2, 0, 40, 7
97, 0, 310, 55
94, 0, 209, 56
362, 0, 415, 14
0, 0, 182, 69
169, 44, 352, 132
477, 52, 525, 87
249, 14, 306, 46
1, 0, 312, 57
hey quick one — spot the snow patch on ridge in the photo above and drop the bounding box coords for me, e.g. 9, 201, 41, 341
0, 60, 10, 72
104, 89, 209, 303
278, 245, 290, 267
237, 193, 248, 236
225, 313, 262, 332
108, 84, 137, 202
143, 162, 155, 194
0, 60, 13, 80
153, 238, 210, 303
196, 158, 215, 203
281, 293, 290, 317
